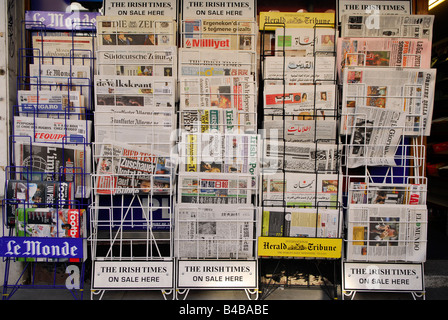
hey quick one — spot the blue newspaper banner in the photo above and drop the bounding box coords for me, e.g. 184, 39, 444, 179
0, 237, 83, 259
25, 11, 100, 30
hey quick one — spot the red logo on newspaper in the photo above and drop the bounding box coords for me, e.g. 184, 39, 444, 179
67, 209, 80, 238
185, 38, 231, 49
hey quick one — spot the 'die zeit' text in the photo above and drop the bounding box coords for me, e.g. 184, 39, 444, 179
187, 1, 251, 16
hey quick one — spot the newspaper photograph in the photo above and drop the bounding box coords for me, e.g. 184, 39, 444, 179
95, 140, 174, 195
175, 204, 255, 259
274, 27, 337, 56
262, 172, 341, 207
340, 14, 434, 41
341, 67, 436, 136
32, 35, 95, 65
346, 204, 427, 262
181, 19, 257, 51
96, 46, 177, 77
178, 173, 256, 205
14, 116, 92, 144
347, 106, 406, 168
337, 38, 432, 80
179, 132, 259, 175
14, 142, 91, 198
263, 84, 336, 117
94, 75, 175, 109
97, 15, 176, 48
179, 48, 256, 77
263, 56, 336, 83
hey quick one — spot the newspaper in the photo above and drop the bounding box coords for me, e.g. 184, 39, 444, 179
262, 140, 340, 174
179, 48, 256, 77
94, 75, 175, 109
96, 46, 177, 77
263, 84, 336, 116
262, 207, 340, 238
341, 67, 436, 136
262, 172, 341, 207
178, 173, 256, 205
181, 19, 257, 51
175, 204, 255, 259
348, 181, 427, 205
347, 106, 406, 168
274, 27, 337, 56
340, 14, 434, 41
14, 142, 91, 198
94, 140, 174, 195
32, 35, 95, 65
97, 15, 176, 48
14, 116, 92, 144
17, 90, 85, 119
346, 204, 427, 262
263, 56, 336, 83
337, 38, 432, 80
179, 132, 259, 175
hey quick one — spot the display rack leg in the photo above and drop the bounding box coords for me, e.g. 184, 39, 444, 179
175, 288, 190, 300
244, 288, 259, 300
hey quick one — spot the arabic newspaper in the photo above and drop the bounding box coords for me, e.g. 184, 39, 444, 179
175, 204, 255, 259
346, 204, 427, 262
274, 27, 337, 56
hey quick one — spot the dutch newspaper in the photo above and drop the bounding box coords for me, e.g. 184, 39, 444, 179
341, 67, 436, 136
261, 207, 341, 238
179, 48, 256, 77
14, 141, 91, 198
262, 172, 341, 208
97, 15, 176, 48
94, 140, 174, 195
346, 204, 427, 262
178, 173, 257, 205
274, 27, 337, 56
96, 46, 177, 77
175, 204, 255, 259
347, 105, 406, 168
94, 75, 175, 109
181, 19, 257, 51
263, 56, 336, 83
14, 116, 92, 144
340, 14, 434, 41
337, 37, 432, 80
179, 132, 259, 175
32, 35, 95, 65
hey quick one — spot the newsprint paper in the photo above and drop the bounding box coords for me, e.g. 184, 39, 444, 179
346, 204, 427, 262
175, 204, 255, 259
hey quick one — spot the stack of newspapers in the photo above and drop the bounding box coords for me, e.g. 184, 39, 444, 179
93, 15, 177, 195
260, 21, 342, 239
175, 15, 259, 259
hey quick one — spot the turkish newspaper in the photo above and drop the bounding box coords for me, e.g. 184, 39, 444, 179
341, 67, 436, 136
346, 204, 427, 262
94, 140, 174, 195
175, 204, 255, 259
96, 15, 176, 48
340, 14, 434, 41
261, 207, 341, 238
181, 19, 257, 51
178, 173, 257, 205
274, 27, 337, 56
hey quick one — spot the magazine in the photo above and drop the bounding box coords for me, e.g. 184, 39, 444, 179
181, 19, 257, 51
346, 204, 427, 262
175, 204, 255, 259
341, 67, 436, 136
274, 27, 337, 56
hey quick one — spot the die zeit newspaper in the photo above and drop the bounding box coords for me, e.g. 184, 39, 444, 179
95, 141, 173, 195
346, 204, 427, 262
175, 204, 255, 259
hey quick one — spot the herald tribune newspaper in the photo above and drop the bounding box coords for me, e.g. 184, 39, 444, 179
175, 204, 255, 259
346, 204, 427, 262
274, 27, 337, 56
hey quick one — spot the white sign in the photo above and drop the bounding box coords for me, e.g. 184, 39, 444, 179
343, 262, 424, 291
177, 260, 257, 288
182, 0, 255, 19
104, 0, 177, 18
92, 261, 173, 289
339, 0, 411, 17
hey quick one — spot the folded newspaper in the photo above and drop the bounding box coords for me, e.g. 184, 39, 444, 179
274, 27, 337, 56
346, 204, 427, 262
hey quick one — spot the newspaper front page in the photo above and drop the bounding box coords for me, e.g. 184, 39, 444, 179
346, 204, 427, 262
274, 27, 337, 56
